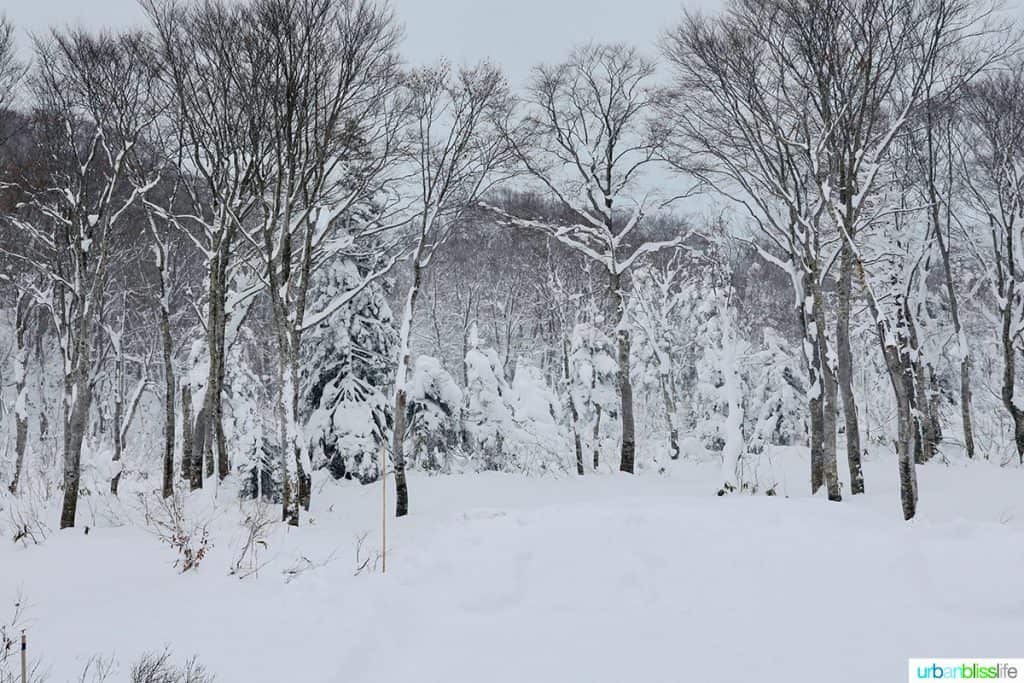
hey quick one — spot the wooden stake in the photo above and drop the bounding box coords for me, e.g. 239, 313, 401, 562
20, 630, 26, 683
380, 442, 386, 574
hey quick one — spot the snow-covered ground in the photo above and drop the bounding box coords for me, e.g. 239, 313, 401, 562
2, 452, 1023, 682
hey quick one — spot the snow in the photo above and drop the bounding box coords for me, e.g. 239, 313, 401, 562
2, 455, 1023, 682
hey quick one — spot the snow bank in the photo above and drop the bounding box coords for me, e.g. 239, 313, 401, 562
1, 458, 1022, 682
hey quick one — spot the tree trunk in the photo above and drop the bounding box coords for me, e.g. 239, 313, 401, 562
894, 378, 918, 520
929, 367, 944, 447
182, 383, 199, 491
904, 311, 940, 464
999, 282, 1024, 464
611, 272, 637, 474
298, 452, 311, 511
60, 380, 91, 529
836, 244, 864, 493
8, 304, 29, 495
204, 246, 232, 482
392, 256, 424, 518
276, 365, 300, 526
800, 270, 825, 494
812, 284, 842, 502
658, 359, 681, 460
563, 337, 584, 475
204, 408, 215, 478
960, 357, 976, 459
9, 414, 27, 496
935, 226, 975, 458
392, 387, 410, 517
110, 354, 124, 497
161, 309, 176, 500
932, 114, 975, 459
913, 361, 939, 464
866, 298, 919, 518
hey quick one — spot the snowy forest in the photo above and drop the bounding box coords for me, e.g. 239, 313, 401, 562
2, 0, 1024, 680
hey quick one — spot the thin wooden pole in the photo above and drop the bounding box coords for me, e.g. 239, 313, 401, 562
20, 629, 26, 683
380, 442, 386, 574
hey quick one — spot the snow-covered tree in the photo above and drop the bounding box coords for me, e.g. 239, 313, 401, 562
960, 63, 1024, 466
391, 61, 516, 516
405, 355, 464, 472
630, 261, 689, 461
3, 29, 161, 528
463, 324, 514, 468
569, 323, 619, 471
302, 255, 396, 483
495, 42, 682, 474
745, 329, 807, 458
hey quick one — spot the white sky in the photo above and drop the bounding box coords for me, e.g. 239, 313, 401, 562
4, 0, 722, 86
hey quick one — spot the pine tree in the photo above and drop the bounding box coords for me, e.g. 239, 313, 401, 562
301, 255, 397, 484
405, 356, 464, 472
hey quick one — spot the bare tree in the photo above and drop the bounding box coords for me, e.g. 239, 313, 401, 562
3, 29, 160, 527
961, 62, 1024, 464
104, 293, 150, 496
243, 0, 406, 525
391, 61, 516, 516
494, 43, 680, 474
630, 260, 687, 462
145, 208, 178, 498
0, 17, 19, 90
1, 17, 30, 496
826, 0, 1003, 514
661, 9, 842, 500
900, 23, 1011, 463
0, 14, 25, 143
5, 288, 32, 494
663, 0, 987, 516
145, 0, 266, 486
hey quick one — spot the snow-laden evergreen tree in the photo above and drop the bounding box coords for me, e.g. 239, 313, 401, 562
460, 324, 569, 472
406, 355, 464, 472
677, 277, 748, 491
508, 362, 569, 473
228, 328, 277, 501
463, 324, 515, 469
301, 255, 397, 484
569, 323, 619, 471
630, 263, 689, 461
745, 329, 807, 457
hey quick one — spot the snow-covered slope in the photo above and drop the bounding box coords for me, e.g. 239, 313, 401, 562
2, 457, 1022, 682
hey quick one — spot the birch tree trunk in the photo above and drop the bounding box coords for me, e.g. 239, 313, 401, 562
999, 280, 1024, 464
660, 378, 681, 461
206, 244, 232, 481
563, 337, 584, 475
892, 366, 918, 520
392, 258, 423, 518
931, 120, 975, 459
802, 271, 825, 494
10, 414, 28, 496
181, 383, 199, 490
856, 262, 918, 519
111, 351, 124, 496
8, 295, 30, 495
812, 280, 842, 501
60, 378, 92, 529
611, 272, 637, 474
160, 308, 175, 500
903, 308, 940, 464
836, 244, 864, 493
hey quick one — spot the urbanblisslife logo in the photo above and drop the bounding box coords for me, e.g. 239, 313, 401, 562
909, 659, 1023, 680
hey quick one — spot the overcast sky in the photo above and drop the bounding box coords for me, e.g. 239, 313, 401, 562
5, 0, 726, 85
